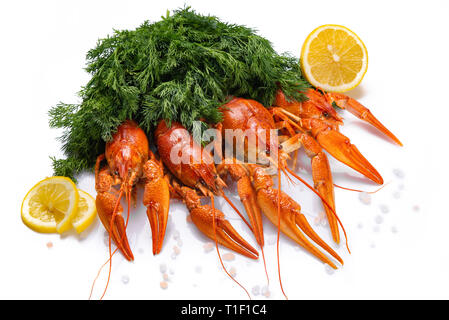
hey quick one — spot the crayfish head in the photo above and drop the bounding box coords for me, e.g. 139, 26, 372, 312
105, 120, 150, 187
107, 145, 145, 189
274, 89, 302, 115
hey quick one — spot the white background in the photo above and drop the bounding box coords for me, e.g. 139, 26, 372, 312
1, 0, 448, 299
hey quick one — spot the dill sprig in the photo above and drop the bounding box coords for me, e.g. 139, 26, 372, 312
49, 7, 310, 180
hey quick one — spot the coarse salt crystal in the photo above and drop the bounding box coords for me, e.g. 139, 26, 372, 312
222, 253, 235, 261
325, 264, 335, 275
359, 192, 371, 205
393, 169, 405, 179
375, 215, 383, 224
261, 286, 270, 298
252, 285, 260, 296
203, 242, 214, 253
379, 204, 389, 214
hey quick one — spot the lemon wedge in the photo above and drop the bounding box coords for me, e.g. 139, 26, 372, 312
21, 176, 79, 233
300, 24, 368, 92
71, 189, 97, 233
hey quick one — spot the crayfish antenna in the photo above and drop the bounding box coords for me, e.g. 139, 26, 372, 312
334, 182, 390, 194
93, 176, 136, 300
210, 195, 252, 300
89, 247, 119, 300
221, 193, 253, 233
265, 153, 350, 253
217, 161, 269, 284
280, 165, 296, 186
277, 163, 288, 300
96, 188, 126, 300
260, 245, 269, 286
283, 165, 350, 254
221, 192, 270, 284
103, 188, 124, 300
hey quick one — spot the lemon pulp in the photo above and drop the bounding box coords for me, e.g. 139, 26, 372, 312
301, 24, 368, 92
71, 189, 97, 233
21, 177, 79, 233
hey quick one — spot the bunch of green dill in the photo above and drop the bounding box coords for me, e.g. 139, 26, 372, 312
49, 7, 310, 180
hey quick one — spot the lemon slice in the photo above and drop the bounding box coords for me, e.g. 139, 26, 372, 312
300, 24, 368, 92
21, 176, 79, 233
71, 189, 97, 233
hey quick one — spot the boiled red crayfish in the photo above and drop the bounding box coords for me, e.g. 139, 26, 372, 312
95, 120, 170, 259
154, 120, 260, 260
91, 87, 401, 299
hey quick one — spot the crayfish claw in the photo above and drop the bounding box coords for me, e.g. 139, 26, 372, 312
190, 202, 259, 259
175, 184, 259, 259
96, 192, 134, 261
295, 214, 343, 265
215, 219, 259, 260
143, 157, 171, 255
250, 165, 342, 268
327, 92, 403, 146
315, 129, 384, 185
